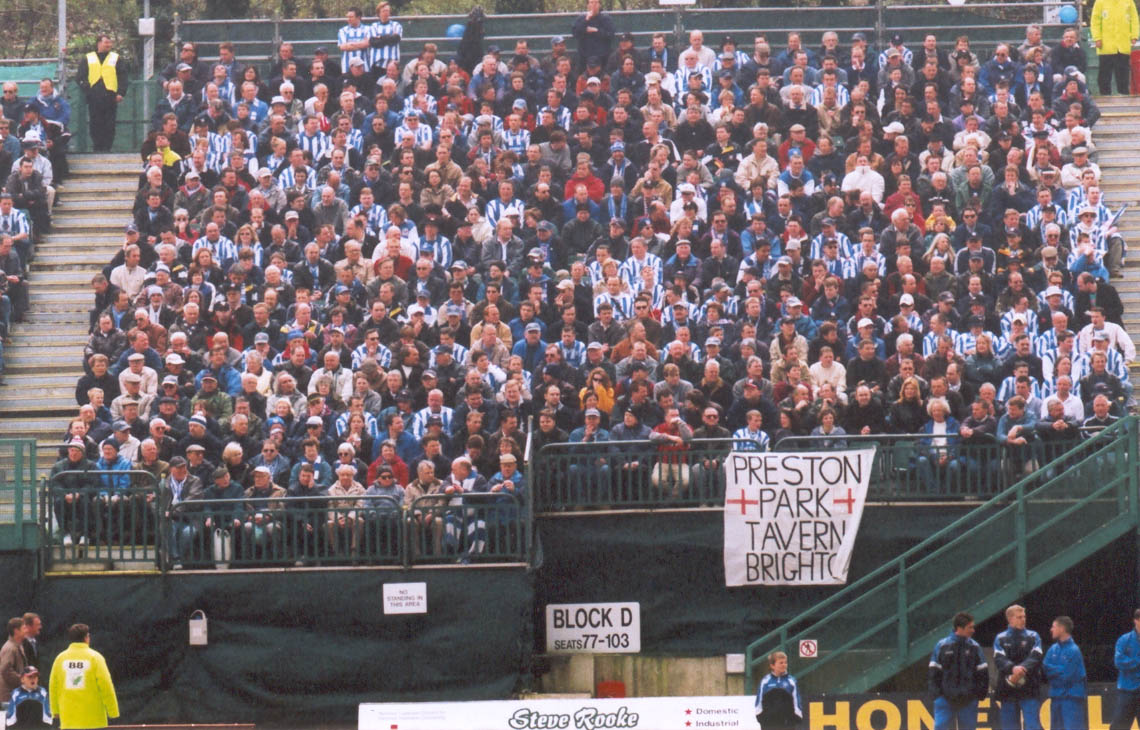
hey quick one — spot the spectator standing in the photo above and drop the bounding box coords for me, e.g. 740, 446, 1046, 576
1043, 615, 1086, 730
1112, 609, 1140, 730
928, 611, 989, 730
48, 624, 118, 730
77, 35, 127, 152
0, 618, 26, 698
1090, 0, 1139, 95
19, 615, 40, 674
572, 0, 615, 73
992, 604, 1044, 730
368, 2, 404, 73
753, 650, 803, 730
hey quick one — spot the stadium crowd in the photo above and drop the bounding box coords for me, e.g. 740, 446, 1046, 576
0, 78, 69, 384
46, 1, 1140, 563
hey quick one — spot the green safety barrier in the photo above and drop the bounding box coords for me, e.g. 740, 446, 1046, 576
0, 438, 37, 551
744, 416, 1139, 696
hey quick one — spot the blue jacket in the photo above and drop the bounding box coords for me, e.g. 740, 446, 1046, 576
194, 364, 242, 396
993, 626, 1044, 698
1115, 629, 1140, 690
754, 672, 802, 723
94, 454, 132, 495
920, 417, 962, 459
1043, 637, 1086, 698
929, 631, 989, 703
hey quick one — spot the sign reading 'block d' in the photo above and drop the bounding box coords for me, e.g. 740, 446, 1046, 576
723, 449, 876, 586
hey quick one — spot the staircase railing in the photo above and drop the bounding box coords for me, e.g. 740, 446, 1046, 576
745, 416, 1140, 695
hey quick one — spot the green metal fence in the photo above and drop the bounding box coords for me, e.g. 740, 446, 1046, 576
42, 470, 161, 567
533, 437, 752, 511
168, 494, 405, 568
744, 416, 1140, 696
41, 468, 530, 570
0, 438, 37, 550
177, 2, 1073, 72
66, 79, 150, 154
775, 432, 1077, 501
532, 429, 1090, 511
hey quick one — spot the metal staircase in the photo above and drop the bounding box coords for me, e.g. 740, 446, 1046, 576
745, 417, 1140, 694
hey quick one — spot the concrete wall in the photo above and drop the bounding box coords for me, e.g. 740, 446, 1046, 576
538, 654, 748, 698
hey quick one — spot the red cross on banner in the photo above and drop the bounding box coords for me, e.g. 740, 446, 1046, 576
726, 488, 759, 514
834, 488, 856, 514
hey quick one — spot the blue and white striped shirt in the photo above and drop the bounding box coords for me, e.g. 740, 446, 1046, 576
997, 374, 1042, 403
501, 128, 531, 154
338, 22, 373, 74
393, 122, 434, 148
810, 83, 850, 108
352, 342, 393, 370
411, 405, 454, 438
484, 197, 523, 228
0, 208, 31, 240
559, 340, 587, 368
192, 235, 238, 267
923, 329, 958, 356
369, 19, 404, 68
350, 203, 389, 235
1000, 310, 1038, 339
619, 254, 663, 289
809, 232, 854, 260
277, 165, 318, 190
335, 409, 379, 439
732, 427, 770, 451
594, 292, 634, 320
296, 131, 331, 162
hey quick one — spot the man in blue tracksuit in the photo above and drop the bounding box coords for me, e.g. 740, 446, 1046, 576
1043, 615, 1086, 730
929, 612, 990, 730
993, 604, 1044, 730
1111, 609, 1140, 730
754, 650, 802, 729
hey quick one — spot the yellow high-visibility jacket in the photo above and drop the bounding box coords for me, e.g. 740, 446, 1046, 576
1091, 0, 1140, 55
49, 642, 119, 729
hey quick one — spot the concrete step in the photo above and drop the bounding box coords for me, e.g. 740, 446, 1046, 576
51, 214, 133, 228
12, 311, 89, 325
4, 352, 82, 371
26, 270, 101, 286
0, 416, 69, 434
38, 232, 125, 244
0, 373, 82, 389
31, 251, 118, 268
58, 178, 138, 193
66, 163, 143, 176
56, 197, 135, 211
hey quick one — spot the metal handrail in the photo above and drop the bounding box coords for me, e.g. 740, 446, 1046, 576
743, 415, 1137, 686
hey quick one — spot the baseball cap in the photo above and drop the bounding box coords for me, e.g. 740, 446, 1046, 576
584, 408, 601, 418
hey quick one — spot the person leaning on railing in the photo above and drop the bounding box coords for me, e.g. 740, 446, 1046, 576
49, 439, 98, 549
242, 466, 287, 561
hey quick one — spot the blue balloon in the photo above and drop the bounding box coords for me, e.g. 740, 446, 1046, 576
446, 23, 466, 38
1059, 4, 1078, 23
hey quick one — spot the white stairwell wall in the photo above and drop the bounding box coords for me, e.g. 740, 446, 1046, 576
0, 154, 139, 505
1094, 96, 1140, 394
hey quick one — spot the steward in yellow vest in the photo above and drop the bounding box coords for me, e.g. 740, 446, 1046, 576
77, 35, 127, 152
48, 624, 119, 730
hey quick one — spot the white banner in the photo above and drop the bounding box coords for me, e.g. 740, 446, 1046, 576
360, 695, 756, 730
723, 449, 875, 587
546, 602, 641, 654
